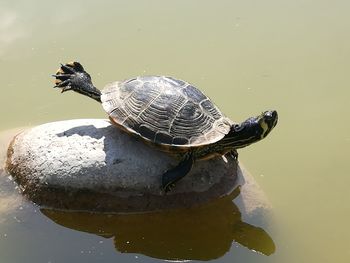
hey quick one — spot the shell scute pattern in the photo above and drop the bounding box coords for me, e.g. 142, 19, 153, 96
138, 124, 156, 140
165, 77, 186, 87
101, 76, 231, 147
181, 85, 207, 103
169, 101, 212, 138
172, 137, 189, 145
155, 131, 174, 145
200, 99, 222, 120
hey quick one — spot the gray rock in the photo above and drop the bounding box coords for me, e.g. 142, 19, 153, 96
6, 119, 238, 212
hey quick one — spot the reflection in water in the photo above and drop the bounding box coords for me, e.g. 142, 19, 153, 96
41, 190, 275, 261
0, 171, 25, 224
0, 128, 28, 223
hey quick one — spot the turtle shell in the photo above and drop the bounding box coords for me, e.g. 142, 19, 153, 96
101, 76, 231, 149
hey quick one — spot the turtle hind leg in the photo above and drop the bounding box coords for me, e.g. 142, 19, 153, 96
162, 152, 194, 192
52, 61, 101, 102
52, 61, 87, 92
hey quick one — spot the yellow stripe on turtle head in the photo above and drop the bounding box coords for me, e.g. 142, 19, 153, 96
261, 120, 269, 137
259, 114, 270, 139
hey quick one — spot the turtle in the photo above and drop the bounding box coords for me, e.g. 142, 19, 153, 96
52, 61, 278, 192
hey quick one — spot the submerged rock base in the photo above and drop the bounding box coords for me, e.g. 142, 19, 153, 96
6, 119, 238, 212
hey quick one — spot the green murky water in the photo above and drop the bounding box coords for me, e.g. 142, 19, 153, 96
1, 0, 350, 262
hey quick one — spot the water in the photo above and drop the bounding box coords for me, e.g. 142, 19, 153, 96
1, 0, 350, 262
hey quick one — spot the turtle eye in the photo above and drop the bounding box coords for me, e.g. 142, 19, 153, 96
233, 124, 244, 132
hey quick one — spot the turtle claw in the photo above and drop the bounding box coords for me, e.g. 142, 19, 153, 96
161, 183, 174, 194
59, 63, 75, 74
61, 86, 73, 93
230, 150, 238, 160
59, 62, 85, 74
53, 79, 74, 93
165, 183, 175, 193
52, 74, 71, 80
54, 79, 71, 88
53, 61, 85, 92
55, 61, 84, 77
70, 61, 84, 72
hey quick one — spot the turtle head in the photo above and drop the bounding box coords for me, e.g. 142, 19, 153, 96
229, 110, 278, 148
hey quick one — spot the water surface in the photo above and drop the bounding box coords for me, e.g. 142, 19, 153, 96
1, 0, 350, 262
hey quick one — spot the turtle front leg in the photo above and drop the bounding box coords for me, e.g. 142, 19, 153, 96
162, 152, 194, 192
228, 149, 238, 160
216, 149, 238, 161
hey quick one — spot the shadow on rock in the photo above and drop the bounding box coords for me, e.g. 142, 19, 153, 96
41, 189, 276, 261
56, 124, 110, 140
